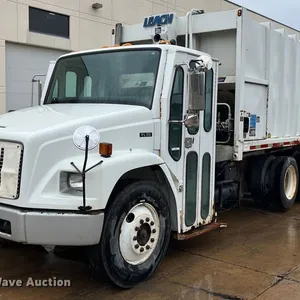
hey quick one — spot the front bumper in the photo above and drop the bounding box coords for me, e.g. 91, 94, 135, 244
0, 204, 104, 246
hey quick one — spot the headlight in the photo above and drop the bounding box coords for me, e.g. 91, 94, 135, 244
68, 173, 83, 191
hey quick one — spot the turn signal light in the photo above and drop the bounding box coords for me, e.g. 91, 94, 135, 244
99, 143, 113, 157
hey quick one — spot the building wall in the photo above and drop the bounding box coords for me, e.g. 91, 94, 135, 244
0, 0, 237, 53
0, 0, 298, 113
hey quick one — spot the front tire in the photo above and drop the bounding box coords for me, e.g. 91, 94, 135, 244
89, 181, 171, 288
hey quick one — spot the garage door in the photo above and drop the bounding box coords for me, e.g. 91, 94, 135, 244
5, 43, 68, 112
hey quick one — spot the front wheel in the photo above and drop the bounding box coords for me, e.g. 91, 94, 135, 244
88, 181, 171, 288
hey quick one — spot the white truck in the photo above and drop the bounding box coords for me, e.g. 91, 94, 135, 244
0, 7, 300, 288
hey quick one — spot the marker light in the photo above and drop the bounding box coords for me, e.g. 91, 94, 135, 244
99, 143, 113, 157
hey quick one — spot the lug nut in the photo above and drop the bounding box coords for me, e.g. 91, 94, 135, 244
140, 247, 144, 252
146, 245, 150, 250
135, 227, 139, 231
150, 238, 155, 243
152, 229, 156, 234
133, 236, 137, 241
150, 221, 154, 226
135, 244, 139, 249
146, 217, 150, 222
140, 219, 144, 224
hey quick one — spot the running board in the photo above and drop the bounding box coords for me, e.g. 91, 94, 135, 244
173, 222, 227, 240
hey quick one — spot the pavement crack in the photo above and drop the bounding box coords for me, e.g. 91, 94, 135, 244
285, 278, 300, 284
170, 280, 243, 300
253, 277, 283, 299
282, 262, 300, 277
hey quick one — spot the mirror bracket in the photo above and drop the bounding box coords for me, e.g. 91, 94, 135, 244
71, 126, 103, 212
189, 54, 213, 73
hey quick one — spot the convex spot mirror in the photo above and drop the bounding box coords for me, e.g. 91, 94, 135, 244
184, 113, 199, 129
73, 125, 100, 151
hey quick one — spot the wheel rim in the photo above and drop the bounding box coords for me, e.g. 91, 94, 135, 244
119, 203, 160, 265
284, 165, 298, 200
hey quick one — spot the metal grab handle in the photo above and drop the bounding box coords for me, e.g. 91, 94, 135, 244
168, 113, 199, 129
168, 114, 189, 124
168, 119, 184, 124
31, 74, 46, 107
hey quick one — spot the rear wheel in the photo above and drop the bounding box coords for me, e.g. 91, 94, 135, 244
269, 156, 299, 210
292, 151, 300, 201
249, 155, 276, 207
87, 181, 171, 288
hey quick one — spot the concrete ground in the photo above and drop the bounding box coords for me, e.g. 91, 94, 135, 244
1, 202, 300, 300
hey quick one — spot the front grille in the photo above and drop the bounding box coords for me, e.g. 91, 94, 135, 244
17, 148, 24, 198
0, 148, 4, 185
0, 142, 23, 200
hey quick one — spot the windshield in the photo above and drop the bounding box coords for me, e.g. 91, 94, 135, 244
44, 49, 161, 109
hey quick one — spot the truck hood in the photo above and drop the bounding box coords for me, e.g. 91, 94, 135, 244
0, 104, 152, 133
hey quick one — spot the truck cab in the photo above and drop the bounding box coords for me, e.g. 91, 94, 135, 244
0, 42, 217, 288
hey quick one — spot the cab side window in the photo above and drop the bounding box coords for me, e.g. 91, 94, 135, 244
168, 67, 184, 161
204, 69, 214, 132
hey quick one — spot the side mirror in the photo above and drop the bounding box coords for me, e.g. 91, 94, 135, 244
188, 72, 205, 111
187, 54, 212, 111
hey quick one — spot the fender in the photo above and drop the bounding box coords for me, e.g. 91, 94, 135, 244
95, 150, 174, 209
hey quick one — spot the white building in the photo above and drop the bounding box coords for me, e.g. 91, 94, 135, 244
0, 0, 297, 113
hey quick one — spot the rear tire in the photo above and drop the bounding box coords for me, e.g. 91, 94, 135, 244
249, 155, 276, 207
87, 181, 171, 288
292, 151, 300, 201
269, 156, 299, 210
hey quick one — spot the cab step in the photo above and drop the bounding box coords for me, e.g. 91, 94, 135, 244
173, 222, 227, 240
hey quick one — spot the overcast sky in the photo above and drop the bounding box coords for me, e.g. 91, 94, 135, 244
230, 0, 300, 30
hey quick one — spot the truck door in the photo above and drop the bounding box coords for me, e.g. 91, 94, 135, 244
183, 59, 216, 232
162, 52, 217, 233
